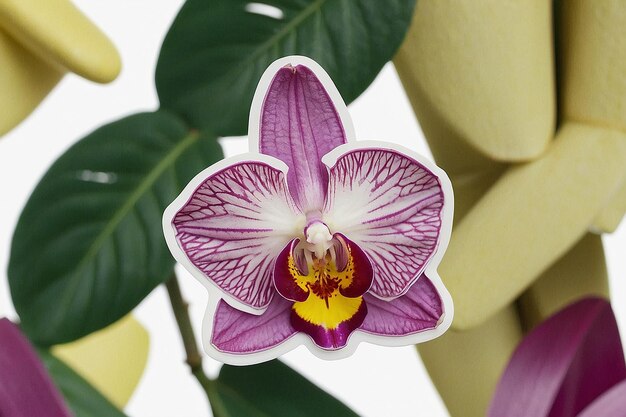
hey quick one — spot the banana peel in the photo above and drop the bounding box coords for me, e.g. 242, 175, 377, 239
0, 0, 120, 136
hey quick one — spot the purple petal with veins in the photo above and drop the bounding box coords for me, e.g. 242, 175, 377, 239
360, 274, 443, 336
324, 148, 444, 299
274, 239, 309, 302
0, 319, 71, 417
211, 297, 297, 354
173, 161, 301, 310
336, 234, 373, 298
259, 65, 346, 212
488, 297, 626, 417
331, 237, 348, 271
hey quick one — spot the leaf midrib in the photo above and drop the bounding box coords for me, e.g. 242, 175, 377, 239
54, 130, 199, 328
179, 0, 330, 104
241, 0, 328, 69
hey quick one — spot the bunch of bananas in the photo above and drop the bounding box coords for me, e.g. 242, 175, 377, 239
395, 1, 626, 415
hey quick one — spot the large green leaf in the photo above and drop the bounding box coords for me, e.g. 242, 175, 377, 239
9, 111, 223, 345
211, 360, 359, 417
156, 0, 417, 136
39, 350, 128, 417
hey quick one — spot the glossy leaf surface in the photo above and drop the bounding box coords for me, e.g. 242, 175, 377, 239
214, 360, 359, 416
156, 0, 417, 136
9, 111, 223, 345
40, 350, 128, 417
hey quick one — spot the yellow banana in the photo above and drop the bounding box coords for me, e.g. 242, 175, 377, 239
53, 315, 149, 409
442, 123, 626, 329
0, 0, 120, 136
395, 0, 554, 162
418, 305, 522, 417
395, 0, 626, 415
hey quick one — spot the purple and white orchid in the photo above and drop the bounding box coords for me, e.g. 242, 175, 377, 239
163, 56, 454, 364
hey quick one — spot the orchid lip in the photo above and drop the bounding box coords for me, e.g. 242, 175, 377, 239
162, 55, 455, 365
273, 234, 373, 349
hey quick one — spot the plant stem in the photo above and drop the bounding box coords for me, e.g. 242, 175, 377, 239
165, 273, 223, 415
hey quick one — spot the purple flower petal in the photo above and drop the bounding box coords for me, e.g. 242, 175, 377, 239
0, 319, 71, 417
324, 148, 444, 299
291, 299, 367, 350
211, 297, 297, 354
274, 238, 309, 302
576, 380, 626, 417
335, 234, 373, 298
359, 274, 443, 336
172, 161, 301, 311
259, 64, 347, 212
488, 297, 626, 417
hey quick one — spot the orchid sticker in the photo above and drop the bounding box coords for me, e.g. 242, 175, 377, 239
163, 56, 454, 364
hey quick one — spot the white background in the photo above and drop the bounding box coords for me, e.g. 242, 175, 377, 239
1, 2, 625, 416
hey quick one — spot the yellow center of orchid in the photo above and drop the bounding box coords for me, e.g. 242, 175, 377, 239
288, 242, 362, 330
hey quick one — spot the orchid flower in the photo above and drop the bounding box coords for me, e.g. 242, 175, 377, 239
488, 297, 626, 417
163, 56, 454, 364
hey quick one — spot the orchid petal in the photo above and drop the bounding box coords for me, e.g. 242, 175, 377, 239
274, 238, 309, 302
211, 297, 296, 354
576, 380, 626, 417
274, 236, 371, 350
0, 319, 71, 417
259, 64, 347, 212
170, 160, 302, 312
360, 274, 443, 336
291, 299, 367, 350
488, 297, 626, 417
324, 147, 445, 299
335, 234, 373, 298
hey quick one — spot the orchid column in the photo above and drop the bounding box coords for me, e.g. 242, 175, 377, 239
164, 56, 454, 364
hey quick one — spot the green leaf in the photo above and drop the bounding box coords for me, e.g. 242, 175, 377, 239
9, 111, 223, 345
39, 350, 128, 417
156, 0, 417, 136
212, 360, 359, 417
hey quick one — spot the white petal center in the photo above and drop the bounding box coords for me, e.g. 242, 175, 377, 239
305, 222, 333, 259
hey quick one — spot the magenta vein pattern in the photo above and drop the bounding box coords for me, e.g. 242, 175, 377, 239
325, 149, 444, 299
173, 161, 299, 310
